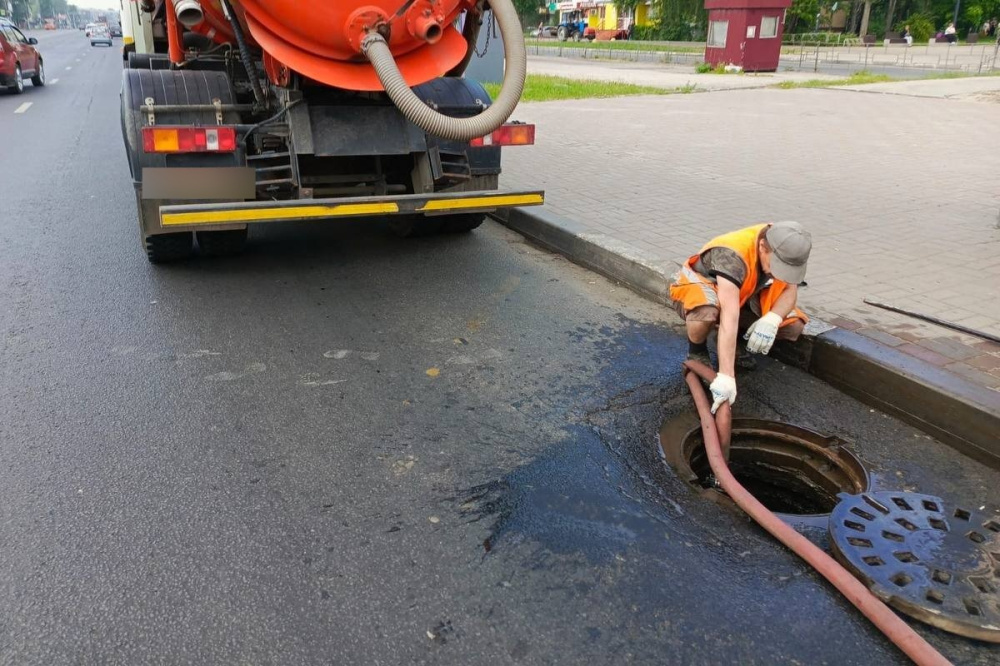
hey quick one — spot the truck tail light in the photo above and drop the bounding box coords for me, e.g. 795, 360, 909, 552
469, 124, 535, 148
141, 126, 238, 153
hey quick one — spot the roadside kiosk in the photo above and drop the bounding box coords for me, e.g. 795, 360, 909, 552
703, 0, 792, 72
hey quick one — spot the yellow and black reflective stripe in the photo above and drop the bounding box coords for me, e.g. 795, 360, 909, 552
161, 203, 400, 226
160, 192, 545, 227
417, 193, 544, 212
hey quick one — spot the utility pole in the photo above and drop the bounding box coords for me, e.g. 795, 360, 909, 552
953, 0, 961, 27
859, 0, 873, 37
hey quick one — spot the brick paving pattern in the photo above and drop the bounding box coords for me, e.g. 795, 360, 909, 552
501, 86, 1000, 390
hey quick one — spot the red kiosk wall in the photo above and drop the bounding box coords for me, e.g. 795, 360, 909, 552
704, 0, 791, 72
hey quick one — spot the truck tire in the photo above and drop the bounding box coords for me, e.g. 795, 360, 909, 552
557, 26, 568, 41
197, 229, 248, 257
443, 213, 486, 233
387, 216, 445, 238
146, 232, 194, 263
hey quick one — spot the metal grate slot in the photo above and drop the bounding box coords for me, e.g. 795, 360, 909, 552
830, 492, 1000, 642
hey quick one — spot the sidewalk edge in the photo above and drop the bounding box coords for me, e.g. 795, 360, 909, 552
493, 207, 674, 305
493, 207, 1000, 469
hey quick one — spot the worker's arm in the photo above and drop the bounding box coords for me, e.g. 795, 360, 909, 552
769, 284, 798, 319
716, 277, 741, 378
744, 284, 799, 355
708, 277, 741, 414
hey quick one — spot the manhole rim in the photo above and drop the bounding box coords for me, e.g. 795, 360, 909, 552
660, 416, 871, 519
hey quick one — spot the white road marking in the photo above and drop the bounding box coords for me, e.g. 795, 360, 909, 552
13, 102, 32, 114
323, 349, 380, 360
65, 66, 72, 70
49, 78, 59, 84
75, 58, 81, 62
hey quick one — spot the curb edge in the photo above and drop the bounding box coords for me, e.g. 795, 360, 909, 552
493, 206, 1000, 469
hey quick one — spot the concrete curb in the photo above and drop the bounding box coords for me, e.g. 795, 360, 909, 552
493, 207, 1000, 469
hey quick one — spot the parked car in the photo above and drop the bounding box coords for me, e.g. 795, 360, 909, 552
0, 19, 45, 94
90, 25, 113, 47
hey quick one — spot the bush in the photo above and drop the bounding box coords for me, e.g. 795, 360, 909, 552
896, 15, 934, 42
694, 61, 713, 73
631, 24, 660, 41
632, 15, 706, 41
965, 6, 984, 34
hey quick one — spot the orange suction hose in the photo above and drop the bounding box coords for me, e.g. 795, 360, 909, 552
166, 0, 185, 65
681, 360, 951, 666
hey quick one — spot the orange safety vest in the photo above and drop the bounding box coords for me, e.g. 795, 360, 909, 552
669, 224, 806, 324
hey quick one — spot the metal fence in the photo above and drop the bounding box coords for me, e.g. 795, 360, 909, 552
785, 41, 1000, 75
525, 40, 704, 68
525, 37, 1000, 76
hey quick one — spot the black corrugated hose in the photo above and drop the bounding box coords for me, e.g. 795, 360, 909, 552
218, 0, 265, 108
362, 0, 525, 141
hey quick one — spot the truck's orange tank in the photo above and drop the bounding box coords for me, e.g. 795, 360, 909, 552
192, 1, 476, 92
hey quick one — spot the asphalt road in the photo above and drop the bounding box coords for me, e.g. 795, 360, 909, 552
2, 29, 999, 665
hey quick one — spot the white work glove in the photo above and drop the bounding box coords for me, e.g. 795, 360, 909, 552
709, 373, 737, 414
744, 312, 784, 355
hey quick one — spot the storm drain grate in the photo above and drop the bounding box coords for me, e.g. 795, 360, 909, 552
830, 491, 1000, 643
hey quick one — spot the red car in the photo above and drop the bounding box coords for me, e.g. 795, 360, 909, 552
0, 20, 45, 94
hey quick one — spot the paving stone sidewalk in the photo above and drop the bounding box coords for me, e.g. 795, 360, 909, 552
500, 85, 1000, 391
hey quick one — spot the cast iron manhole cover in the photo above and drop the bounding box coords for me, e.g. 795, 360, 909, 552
829, 491, 1000, 642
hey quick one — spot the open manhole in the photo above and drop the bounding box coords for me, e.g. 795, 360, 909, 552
660, 417, 870, 520
830, 491, 1000, 643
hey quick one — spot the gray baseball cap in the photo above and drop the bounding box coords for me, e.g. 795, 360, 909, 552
765, 221, 811, 284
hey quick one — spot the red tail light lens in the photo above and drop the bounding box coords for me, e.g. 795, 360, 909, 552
469, 124, 536, 148
141, 127, 238, 153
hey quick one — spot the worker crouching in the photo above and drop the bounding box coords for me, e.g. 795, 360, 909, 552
669, 222, 812, 414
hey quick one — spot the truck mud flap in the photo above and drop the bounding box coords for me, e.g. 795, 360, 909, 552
158, 190, 544, 228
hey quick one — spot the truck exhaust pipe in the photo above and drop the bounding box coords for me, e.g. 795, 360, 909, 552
174, 0, 205, 29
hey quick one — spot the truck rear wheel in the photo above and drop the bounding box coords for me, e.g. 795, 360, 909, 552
145, 233, 194, 263
197, 229, 248, 257
388, 216, 445, 238
443, 213, 486, 233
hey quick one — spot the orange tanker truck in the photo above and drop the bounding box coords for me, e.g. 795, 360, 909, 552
119, 1, 542, 262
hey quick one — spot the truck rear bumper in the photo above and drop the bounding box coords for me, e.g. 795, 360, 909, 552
157, 190, 544, 230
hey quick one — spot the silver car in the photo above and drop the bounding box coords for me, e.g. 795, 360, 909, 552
90, 25, 112, 47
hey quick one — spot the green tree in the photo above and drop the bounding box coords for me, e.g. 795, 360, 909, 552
12, 0, 31, 23
786, 0, 820, 33
897, 13, 935, 39
647, 0, 707, 40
